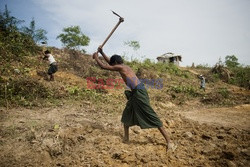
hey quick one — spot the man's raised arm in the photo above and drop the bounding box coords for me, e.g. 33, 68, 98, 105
43, 54, 48, 60
98, 47, 110, 63
93, 52, 121, 71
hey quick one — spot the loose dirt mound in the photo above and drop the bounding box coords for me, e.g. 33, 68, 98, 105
0, 104, 249, 166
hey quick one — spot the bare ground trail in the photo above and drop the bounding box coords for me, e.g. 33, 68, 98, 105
177, 104, 250, 130
0, 104, 249, 167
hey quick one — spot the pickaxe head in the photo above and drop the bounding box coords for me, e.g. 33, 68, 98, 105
99, 10, 124, 49
111, 10, 124, 22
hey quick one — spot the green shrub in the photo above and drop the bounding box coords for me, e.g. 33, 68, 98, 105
212, 73, 220, 82
141, 58, 154, 69
229, 66, 250, 88
170, 85, 199, 97
66, 86, 80, 95
0, 5, 41, 63
217, 88, 229, 98
0, 77, 53, 106
126, 59, 192, 79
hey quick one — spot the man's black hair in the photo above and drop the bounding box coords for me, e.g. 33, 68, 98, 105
109, 54, 123, 65
44, 50, 51, 54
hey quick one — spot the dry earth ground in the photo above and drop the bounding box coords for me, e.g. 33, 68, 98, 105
0, 103, 249, 167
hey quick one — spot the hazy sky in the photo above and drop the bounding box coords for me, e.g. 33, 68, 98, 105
1, 0, 250, 66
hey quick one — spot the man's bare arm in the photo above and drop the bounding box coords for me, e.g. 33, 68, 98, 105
93, 52, 121, 71
98, 47, 110, 63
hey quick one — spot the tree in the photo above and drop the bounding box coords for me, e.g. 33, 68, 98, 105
123, 40, 141, 61
0, 5, 23, 32
56, 26, 90, 52
0, 5, 38, 60
124, 40, 140, 51
225, 55, 239, 68
22, 18, 47, 43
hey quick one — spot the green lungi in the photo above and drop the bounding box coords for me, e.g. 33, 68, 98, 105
121, 83, 163, 129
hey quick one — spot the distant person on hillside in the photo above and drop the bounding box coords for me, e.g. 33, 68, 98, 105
199, 75, 206, 91
92, 47, 174, 151
43, 50, 58, 81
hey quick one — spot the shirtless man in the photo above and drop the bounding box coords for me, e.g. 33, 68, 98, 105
93, 48, 172, 150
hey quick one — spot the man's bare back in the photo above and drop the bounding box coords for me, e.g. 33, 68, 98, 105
115, 64, 141, 89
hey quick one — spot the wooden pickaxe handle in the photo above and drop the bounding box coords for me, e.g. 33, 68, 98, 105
99, 17, 124, 49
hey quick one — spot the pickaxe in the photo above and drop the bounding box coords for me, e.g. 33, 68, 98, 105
99, 10, 124, 49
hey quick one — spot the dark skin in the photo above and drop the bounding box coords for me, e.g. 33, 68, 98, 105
93, 47, 172, 150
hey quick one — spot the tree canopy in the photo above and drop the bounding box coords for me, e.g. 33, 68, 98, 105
56, 26, 90, 52
225, 55, 239, 68
0, 5, 23, 32
124, 40, 140, 51
22, 18, 48, 43
0, 5, 41, 59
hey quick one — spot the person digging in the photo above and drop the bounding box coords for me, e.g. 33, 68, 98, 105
93, 47, 174, 151
43, 50, 58, 81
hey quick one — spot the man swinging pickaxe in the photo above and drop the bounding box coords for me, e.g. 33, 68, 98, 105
92, 11, 173, 151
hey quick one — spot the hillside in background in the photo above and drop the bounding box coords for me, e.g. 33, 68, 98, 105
1, 47, 249, 108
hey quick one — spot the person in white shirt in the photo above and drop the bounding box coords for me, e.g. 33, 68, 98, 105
43, 50, 58, 81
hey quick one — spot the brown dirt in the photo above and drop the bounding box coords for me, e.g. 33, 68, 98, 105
0, 103, 249, 167
178, 104, 250, 130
